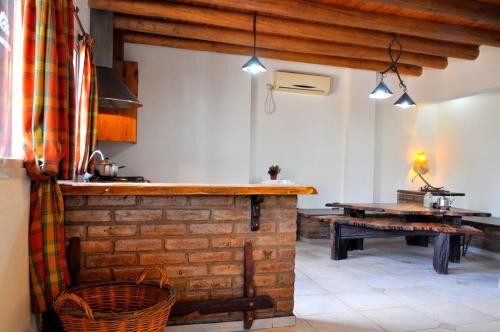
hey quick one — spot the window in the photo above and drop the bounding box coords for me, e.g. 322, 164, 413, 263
0, 0, 22, 159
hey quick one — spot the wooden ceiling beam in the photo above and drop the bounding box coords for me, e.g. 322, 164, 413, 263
88, 0, 478, 60
123, 32, 423, 76
114, 16, 447, 69
315, 0, 500, 30
258, 17, 478, 60
180, 0, 500, 46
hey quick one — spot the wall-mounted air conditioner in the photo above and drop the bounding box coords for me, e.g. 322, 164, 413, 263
274, 71, 331, 96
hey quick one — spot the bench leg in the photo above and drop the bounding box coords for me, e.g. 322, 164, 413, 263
405, 235, 429, 247
433, 233, 450, 274
348, 239, 364, 251
332, 223, 349, 260
449, 235, 461, 263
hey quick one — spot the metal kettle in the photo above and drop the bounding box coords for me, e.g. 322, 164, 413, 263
436, 196, 454, 209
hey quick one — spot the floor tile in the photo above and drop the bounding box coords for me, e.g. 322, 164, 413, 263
456, 320, 500, 332
335, 289, 404, 311
466, 297, 500, 319
313, 276, 372, 294
361, 306, 440, 332
254, 318, 315, 332
413, 302, 496, 326
304, 311, 384, 332
384, 287, 455, 306
294, 280, 329, 296
412, 329, 455, 332
294, 294, 352, 316
294, 270, 310, 281
429, 283, 500, 301
299, 266, 343, 279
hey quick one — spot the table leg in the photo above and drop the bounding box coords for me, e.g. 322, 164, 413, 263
433, 233, 450, 274
449, 235, 461, 263
332, 223, 349, 260
443, 216, 462, 264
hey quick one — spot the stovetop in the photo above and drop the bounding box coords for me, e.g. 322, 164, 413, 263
88, 176, 148, 182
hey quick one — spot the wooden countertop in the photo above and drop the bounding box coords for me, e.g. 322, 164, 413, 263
327, 202, 491, 217
58, 181, 318, 196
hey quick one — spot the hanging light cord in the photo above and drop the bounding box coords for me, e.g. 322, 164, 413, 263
252, 13, 257, 56
265, 83, 276, 114
380, 34, 407, 91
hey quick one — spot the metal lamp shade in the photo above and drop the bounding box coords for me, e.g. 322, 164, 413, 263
242, 56, 267, 74
412, 151, 429, 175
394, 92, 417, 109
369, 81, 393, 99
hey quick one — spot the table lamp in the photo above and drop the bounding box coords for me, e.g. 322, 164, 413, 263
412, 151, 443, 191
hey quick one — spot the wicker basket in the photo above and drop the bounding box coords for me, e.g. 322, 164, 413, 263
54, 266, 176, 332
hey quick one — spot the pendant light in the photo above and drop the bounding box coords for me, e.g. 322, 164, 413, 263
242, 13, 266, 74
369, 34, 416, 109
394, 91, 416, 109
369, 74, 393, 99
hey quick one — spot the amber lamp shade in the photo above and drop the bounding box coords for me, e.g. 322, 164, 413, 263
412, 151, 429, 175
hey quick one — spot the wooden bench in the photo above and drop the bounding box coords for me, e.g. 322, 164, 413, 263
297, 209, 343, 240
313, 215, 482, 274
461, 216, 500, 253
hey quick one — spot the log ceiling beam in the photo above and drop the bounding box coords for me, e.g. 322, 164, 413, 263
257, 17, 478, 61
180, 0, 500, 46
88, 0, 479, 60
315, 0, 500, 30
114, 16, 447, 69
123, 32, 423, 76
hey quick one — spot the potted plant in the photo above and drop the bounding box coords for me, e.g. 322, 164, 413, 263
267, 165, 281, 180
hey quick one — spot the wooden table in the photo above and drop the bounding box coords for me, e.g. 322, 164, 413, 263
322, 202, 491, 274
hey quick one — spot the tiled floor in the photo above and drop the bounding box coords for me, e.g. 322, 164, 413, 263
258, 239, 500, 332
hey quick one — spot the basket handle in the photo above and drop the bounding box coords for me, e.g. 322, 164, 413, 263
53, 293, 95, 321
136, 266, 171, 289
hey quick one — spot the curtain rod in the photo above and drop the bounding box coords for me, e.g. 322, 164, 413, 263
74, 6, 87, 38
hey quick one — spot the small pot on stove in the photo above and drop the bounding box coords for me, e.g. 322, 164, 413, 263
95, 158, 126, 177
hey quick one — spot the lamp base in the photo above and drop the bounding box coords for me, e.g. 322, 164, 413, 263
420, 184, 444, 192
412, 174, 444, 192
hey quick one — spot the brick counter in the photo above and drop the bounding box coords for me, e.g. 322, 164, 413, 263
63, 193, 302, 325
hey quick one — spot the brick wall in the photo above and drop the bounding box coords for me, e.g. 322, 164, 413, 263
64, 194, 297, 325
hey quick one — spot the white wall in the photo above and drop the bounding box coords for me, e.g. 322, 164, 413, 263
0, 164, 31, 332
100, 44, 252, 184
100, 44, 377, 208
250, 61, 375, 207
374, 46, 500, 216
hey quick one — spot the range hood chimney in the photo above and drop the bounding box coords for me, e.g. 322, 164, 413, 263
90, 10, 142, 109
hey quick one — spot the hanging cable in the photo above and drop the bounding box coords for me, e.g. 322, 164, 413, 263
265, 83, 276, 114
380, 34, 407, 90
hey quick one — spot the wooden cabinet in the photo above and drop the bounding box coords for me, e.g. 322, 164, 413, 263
97, 61, 139, 143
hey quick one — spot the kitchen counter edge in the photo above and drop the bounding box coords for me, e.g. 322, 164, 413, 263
58, 181, 318, 196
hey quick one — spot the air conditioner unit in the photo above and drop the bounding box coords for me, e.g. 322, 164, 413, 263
274, 71, 331, 96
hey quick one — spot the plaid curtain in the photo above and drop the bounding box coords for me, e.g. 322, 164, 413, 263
75, 34, 98, 175
22, 0, 75, 313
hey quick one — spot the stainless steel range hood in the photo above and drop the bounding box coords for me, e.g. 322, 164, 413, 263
91, 10, 142, 109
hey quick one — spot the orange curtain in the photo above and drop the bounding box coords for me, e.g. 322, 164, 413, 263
23, 0, 75, 312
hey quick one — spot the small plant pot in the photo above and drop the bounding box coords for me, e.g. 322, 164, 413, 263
270, 174, 278, 180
